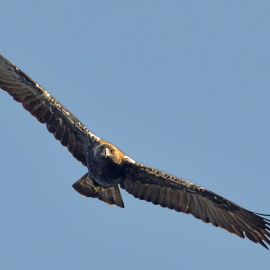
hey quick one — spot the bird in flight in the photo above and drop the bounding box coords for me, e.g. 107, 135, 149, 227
0, 54, 269, 249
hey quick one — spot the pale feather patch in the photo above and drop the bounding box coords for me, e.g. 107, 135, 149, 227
124, 155, 136, 164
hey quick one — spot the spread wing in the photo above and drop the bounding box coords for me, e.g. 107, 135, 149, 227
0, 55, 99, 165
121, 162, 270, 249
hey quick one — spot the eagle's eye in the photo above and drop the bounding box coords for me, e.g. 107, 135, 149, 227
110, 148, 115, 154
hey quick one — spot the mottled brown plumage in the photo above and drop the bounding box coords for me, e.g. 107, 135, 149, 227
0, 54, 269, 249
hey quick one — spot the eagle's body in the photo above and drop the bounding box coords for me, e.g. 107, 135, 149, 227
88, 142, 127, 187
0, 54, 269, 249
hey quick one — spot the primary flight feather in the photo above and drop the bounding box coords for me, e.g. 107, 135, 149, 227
0, 54, 269, 249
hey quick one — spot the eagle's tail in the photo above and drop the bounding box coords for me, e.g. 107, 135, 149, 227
72, 173, 124, 208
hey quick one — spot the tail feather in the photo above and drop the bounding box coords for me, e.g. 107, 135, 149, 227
72, 173, 124, 208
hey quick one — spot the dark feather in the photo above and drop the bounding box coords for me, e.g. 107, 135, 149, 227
121, 162, 270, 249
0, 55, 99, 166
73, 173, 124, 208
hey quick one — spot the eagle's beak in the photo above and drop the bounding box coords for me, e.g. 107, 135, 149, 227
104, 147, 111, 158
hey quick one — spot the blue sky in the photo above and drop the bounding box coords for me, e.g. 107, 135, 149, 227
1, 1, 270, 269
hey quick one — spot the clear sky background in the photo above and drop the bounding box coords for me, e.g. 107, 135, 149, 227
1, 1, 270, 269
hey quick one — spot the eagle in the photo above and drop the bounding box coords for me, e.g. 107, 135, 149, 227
0, 54, 269, 249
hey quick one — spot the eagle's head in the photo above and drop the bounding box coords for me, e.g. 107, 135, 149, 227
93, 142, 125, 165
